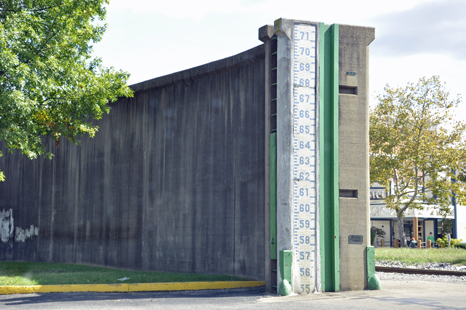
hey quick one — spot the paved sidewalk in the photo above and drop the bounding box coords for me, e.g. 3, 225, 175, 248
259, 279, 466, 309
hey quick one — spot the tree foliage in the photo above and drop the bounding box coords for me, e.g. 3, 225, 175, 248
0, 0, 133, 180
370, 76, 466, 247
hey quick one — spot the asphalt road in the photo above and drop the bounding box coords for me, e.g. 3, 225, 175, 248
1, 278, 465, 309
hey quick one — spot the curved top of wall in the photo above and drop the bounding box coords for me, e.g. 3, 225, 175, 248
129, 44, 265, 94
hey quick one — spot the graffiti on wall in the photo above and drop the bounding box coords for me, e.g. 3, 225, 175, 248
0, 209, 39, 244
0, 209, 14, 242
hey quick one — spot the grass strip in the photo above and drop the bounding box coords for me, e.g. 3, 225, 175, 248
0, 262, 249, 286
375, 247, 466, 265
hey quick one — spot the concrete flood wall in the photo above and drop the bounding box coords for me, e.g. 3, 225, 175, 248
0, 19, 375, 292
0, 45, 267, 280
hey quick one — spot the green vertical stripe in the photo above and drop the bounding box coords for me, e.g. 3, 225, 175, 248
366, 246, 381, 289
278, 250, 292, 295
331, 24, 340, 291
366, 246, 375, 279
270, 132, 277, 260
319, 23, 340, 292
319, 23, 328, 291
279, 250, 292, 282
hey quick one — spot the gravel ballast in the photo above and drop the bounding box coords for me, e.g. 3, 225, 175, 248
376, 260, 466, 283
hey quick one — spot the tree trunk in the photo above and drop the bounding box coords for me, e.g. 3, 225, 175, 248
397, 215, 407, 247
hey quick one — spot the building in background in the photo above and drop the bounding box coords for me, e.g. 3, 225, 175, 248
370, 182, 465, 246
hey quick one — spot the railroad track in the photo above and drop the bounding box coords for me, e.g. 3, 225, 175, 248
376, 266, 466, 277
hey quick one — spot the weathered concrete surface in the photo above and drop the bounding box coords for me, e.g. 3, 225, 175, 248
0, 46, 266, 280
274, 19, 294, 291
338, 25, 375, 290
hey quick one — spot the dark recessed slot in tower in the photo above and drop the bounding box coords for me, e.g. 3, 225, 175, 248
271, 36, 277, 53
339, 85, 358, 95
271, 68, 277, 82
271, 56, 277, 69
270, 34, 277, 134
270, 114, 277, 132
339, 189, 358, 198
271, 82, 277, 97
270, 99, 277, 116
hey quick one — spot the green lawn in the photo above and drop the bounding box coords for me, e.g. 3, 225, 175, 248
375, 247, 466, 265
0, 262, 249, 286
3, 248, 464, 286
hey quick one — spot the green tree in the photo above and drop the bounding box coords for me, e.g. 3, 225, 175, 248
370, 76, 466, 247
457, 166, 466, 182
0, 0, 133, 181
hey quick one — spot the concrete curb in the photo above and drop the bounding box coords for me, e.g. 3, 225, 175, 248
0, 281, 265, 295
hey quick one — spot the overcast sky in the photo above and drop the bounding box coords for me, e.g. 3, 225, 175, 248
93, 0, 466, 121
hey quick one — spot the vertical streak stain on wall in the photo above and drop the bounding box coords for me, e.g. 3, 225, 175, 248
0, 45, 267, 280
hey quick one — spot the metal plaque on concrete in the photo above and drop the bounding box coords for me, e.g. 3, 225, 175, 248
348, 235, 364, 244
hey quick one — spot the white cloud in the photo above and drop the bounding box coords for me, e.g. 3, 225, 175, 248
108, 0, 432, 23
108, 0, 261, 19
96, 0, 466, 124
369, 0, 466, 58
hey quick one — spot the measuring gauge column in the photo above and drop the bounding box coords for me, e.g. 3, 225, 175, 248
271, 17, 372, 294
292, 22, 317, 294
274, 19, 319, 295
